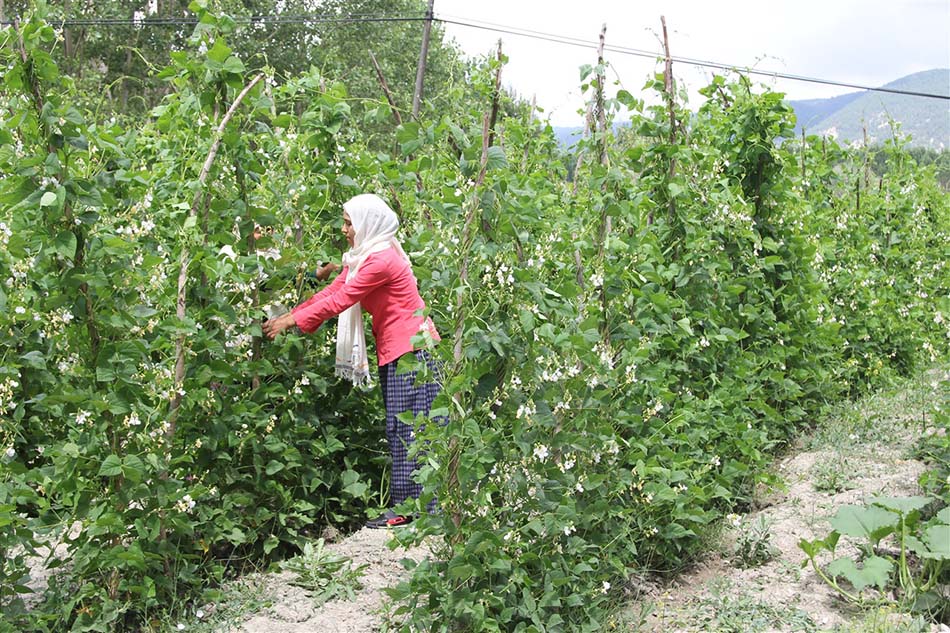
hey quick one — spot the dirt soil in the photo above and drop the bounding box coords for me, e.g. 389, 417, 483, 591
223, 526, 431, 633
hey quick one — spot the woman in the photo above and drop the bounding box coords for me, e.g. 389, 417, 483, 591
263, 193, 442, 529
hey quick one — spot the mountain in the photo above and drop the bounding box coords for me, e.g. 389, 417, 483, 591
788, 91, 864, 133
788, 69, 950, 150
552, 126, 585, 148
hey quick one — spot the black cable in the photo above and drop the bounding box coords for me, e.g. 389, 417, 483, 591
3, 10, 946, 101
436, 16, 950, 102
0, 13, 428, 27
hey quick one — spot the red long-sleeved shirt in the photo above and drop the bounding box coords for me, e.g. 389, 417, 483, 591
291, 246, 440, 366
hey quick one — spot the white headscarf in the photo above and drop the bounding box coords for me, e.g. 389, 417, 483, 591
335, 194, 410, 385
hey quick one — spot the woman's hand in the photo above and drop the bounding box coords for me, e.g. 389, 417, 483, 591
262, 312, 296, 340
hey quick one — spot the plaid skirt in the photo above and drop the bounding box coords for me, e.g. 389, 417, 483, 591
378, 350, 444, 506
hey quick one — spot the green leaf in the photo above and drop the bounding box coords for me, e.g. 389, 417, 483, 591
226, 527, 247, 544
20, 351, 46, 370
485, 146, 507, 171
921, 524, 950, 560
263, 535, 280, 555
395, 122, 420, 144
206, 39, 231, 63
336, 174, 358, 188
676, 317, 693, 336
448, 562, 474, 581
265, 460, 285, 475
98, 454, 123, 477
52, 230, 77, 260
871, 496, 932, 516
122, 455, 145, 484
826, 555, 893, 591
829, 505, 897, 544
223, 56, 245, 74
40, 191, 57, 207
936, 506, 950, 525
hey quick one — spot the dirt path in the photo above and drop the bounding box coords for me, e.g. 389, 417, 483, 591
209, 372, 948, 633
212, 527, 430, 633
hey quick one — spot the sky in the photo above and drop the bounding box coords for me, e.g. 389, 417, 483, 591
433, 0, 950, 127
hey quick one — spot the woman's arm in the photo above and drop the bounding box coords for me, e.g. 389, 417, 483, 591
293, 267, 347, 313
292, 256, 390, 333
263, 255, 390, 340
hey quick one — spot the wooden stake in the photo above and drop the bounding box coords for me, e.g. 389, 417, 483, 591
411, 0, 435, 119
863, 123, 870, 188
801, 127, 806, 182
595, 24, 608, 167
168, 73, 264, 433
486, 39, 503, 149
446, 47, 504, 533
369, 50, 402, 126
660, 16, 677, 220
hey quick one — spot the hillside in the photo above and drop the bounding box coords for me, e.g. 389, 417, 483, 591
788, 90, 864, 133
790, 68, 949, 149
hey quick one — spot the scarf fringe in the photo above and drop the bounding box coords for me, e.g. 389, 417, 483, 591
335, 363, 373, 387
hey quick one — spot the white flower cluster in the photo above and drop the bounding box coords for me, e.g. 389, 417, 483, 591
57, 353, 82, 375
115, 218, 156, 239
0, 375, 21, 415
148, 420, 172, 442
38, 309, 75, 340
175, 494, 196, 513
623, 363, 637, 383
709, 202, 753, 230
643, 400, 664, 419
533, 444, 549, 462
594, 342, 614, 370
6, 257, 33, 287
515, 400, 536, 419
0, 221, 11, 246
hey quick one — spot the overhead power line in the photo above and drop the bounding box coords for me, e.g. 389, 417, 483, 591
435, 15, 950, 102
0, 13, 428, 27
2, 11, 947, 101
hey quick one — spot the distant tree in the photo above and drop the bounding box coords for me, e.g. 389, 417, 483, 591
5, 0, 471, 124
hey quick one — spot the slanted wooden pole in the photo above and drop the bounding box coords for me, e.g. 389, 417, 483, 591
801, 127, 807, 181
411, 0, 435, 119
369, 50, 402, 126
595, 24, 608, 167
661, 15, 677, 221
168, 74, 264, 434
486, 39, 503, 148
446, 48, 504, 535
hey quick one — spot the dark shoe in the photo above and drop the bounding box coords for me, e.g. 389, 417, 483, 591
365, 509, 413, 529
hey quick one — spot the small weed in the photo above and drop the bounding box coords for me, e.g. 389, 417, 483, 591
830, 606, 931, 632
728, 514, 779, 569
160, 577, 272, 633
280, 539, 367, 607
697, 578, 818, 632
812, 454, 855, 493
